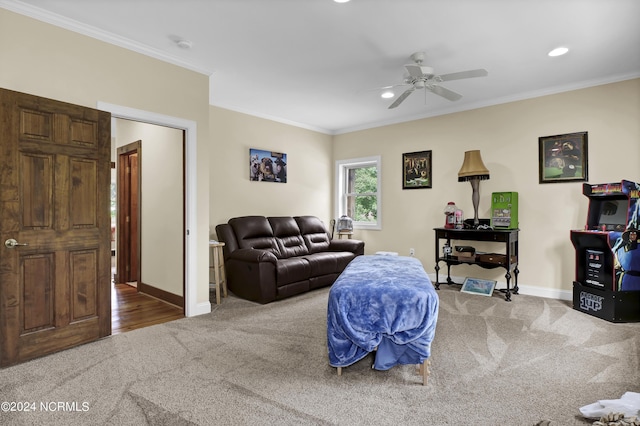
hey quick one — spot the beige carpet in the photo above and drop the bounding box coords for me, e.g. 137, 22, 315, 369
0, 284, 638, 425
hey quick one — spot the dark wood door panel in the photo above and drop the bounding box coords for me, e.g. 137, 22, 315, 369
1, 88, 111, 367
70, 157, 98, 227
17, 319, 100, 362
19, 153, 54, 229
18, 101, 99, 149
69, 249, 99, 321
21, 253, 54, 332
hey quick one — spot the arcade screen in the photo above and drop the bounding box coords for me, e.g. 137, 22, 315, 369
595, 198, 629, 231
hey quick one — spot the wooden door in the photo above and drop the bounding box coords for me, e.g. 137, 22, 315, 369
116, 142, 141, 284
0, 88, 111, 367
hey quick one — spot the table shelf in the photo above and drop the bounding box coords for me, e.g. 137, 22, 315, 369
436, 255, 513, 269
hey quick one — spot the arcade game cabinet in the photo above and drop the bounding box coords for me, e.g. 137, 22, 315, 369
570, 180, 640, 322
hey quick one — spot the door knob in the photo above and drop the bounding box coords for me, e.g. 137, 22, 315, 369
4, 239, 28, 249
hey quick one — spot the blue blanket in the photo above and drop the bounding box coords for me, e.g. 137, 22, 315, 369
327, 255, 439, 370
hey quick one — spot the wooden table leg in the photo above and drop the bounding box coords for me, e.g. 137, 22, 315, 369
220, 249, 227, 298
418, 359, 431, 386
210, 242, 227, 305
213, 247, 221, 305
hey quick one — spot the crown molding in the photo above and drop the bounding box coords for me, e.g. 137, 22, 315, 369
209, 99, 334, 135
0, 0, 213, 76
334, 73, 640, 135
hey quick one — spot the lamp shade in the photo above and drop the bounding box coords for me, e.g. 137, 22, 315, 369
458, 150, 490, 182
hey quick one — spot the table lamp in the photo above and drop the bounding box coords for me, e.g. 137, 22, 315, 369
458, 150, 490, 228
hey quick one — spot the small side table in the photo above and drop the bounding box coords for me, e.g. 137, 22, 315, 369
209, 241, 227, 304
338, 232, 353, 239
433, 228, 519, 301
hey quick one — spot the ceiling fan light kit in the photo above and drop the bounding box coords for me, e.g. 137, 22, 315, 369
386, 52, 488, 109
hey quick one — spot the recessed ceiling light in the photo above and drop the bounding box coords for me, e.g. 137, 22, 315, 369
548, 47, 569, 57
334, 0, 351, 3
381, 91, 394, 99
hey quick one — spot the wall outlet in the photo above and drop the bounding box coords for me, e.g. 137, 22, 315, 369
409, 248, 415, 256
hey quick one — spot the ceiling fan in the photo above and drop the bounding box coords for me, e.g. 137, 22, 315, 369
386, 52, 488, 109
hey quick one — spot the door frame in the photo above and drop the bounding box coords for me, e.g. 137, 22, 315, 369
98, 102, 202, 317
116, 141, 142, 285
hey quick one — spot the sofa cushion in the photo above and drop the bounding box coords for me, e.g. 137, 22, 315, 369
275, 257, 311, 285
302, 232, 331, 254
295, 216, 331, 253
229, 216, 280, 256
268, 217, 309, 259
303, 252, 356, 276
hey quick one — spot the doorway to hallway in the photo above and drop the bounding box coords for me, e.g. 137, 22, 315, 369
110, 118, 186, 331
98, 101, 202, 319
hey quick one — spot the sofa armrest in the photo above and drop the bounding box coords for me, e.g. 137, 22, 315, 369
226, 249, 278, 304
228, 248, 278, 264
215, 223, 238, 261
329, 239, 365, 256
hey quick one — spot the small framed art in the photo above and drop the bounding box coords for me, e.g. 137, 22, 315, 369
249, 148, 287, 183
538, 131, 588, 184
460, 277, 497, 297
402, 150, 432, 189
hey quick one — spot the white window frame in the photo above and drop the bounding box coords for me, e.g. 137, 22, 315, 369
335, 155, 382, 230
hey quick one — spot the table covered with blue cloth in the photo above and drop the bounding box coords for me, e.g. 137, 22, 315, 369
327, 255, 439, 373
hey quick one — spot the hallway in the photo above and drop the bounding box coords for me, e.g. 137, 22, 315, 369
111, 283, 184, 335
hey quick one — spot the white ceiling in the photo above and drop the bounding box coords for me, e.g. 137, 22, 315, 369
3, 0, 640, 134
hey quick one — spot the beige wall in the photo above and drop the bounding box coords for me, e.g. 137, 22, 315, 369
334, 79, 640, 298
3, 8, 638, 307
209, 80, 640, 299
0, 9, 211, 312
115, 120, 184, 297
209, 107, 334, 235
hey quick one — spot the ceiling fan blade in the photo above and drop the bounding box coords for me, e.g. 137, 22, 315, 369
405, 64, 424, 78
388, 88, 415, 109
361, 83, 409, 93
429, 85, 462, 101
379, 83, 410, 90
438, 68, 488, 82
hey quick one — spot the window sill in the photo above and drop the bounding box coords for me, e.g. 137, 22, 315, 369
353, 224, 381, 231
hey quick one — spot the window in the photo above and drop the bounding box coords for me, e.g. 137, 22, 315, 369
335, 156, 381, 230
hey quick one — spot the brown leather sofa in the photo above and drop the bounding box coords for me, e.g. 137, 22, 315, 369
215, 215, 364, 304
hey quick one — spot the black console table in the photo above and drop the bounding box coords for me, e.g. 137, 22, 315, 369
434, 227, 520, 301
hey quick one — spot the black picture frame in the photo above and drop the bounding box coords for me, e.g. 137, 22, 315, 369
538, 132, 588, 184
403, 150, 432, 189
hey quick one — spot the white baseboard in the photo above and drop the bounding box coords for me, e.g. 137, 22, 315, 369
428, 273, 573, 301
516, 284, 573, 301
191, 301, 212, 317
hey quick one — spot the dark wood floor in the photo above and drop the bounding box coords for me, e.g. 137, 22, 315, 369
111, 283, 184, 335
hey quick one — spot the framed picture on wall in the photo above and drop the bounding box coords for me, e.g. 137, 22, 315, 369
250, 148, 287, 183
538, 132, 588, 184
403, 150, 432, 189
